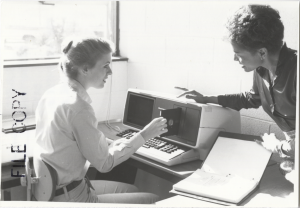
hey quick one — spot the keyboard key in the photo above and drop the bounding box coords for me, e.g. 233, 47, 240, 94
116, 129, 138, 137
136, 146, 186, 162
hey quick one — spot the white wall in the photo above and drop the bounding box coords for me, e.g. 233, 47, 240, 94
2, 61, 128, 123
120, 1, 298, 140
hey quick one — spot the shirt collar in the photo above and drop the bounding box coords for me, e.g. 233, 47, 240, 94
276, 42, 294, 75
256, 42, 293, 77
256, 66, 267, 77
67, 79, 92, 104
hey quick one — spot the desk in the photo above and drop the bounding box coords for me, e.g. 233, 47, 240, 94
2, 121, 294, 205
99, 122, 296, 206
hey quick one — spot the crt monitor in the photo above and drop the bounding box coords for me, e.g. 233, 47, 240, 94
123, 92, 155, 130
123, 90, 201, 148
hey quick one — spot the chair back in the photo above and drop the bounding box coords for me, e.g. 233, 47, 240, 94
32, 157, 58, 201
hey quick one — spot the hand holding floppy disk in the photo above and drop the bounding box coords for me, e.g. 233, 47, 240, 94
160, 108, 182, 137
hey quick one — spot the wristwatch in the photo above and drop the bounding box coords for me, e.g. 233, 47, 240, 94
279, 159, 294, 176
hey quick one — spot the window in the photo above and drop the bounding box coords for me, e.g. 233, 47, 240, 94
2, 1, 118, 61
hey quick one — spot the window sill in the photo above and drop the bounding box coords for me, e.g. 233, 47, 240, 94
3, 56, 129, 68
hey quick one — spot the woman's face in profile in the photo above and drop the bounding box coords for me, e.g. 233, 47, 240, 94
231, 41, 261, 72
87, 53, 112, 89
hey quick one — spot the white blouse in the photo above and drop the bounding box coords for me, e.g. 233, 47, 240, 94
34, 79, 145, 187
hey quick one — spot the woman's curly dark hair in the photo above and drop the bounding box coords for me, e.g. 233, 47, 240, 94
225, 5, 284, 53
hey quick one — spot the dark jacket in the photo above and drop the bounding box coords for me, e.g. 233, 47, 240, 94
218, 43, 297, 132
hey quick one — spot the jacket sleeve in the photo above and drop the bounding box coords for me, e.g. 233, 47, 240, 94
218, 72, 262, 111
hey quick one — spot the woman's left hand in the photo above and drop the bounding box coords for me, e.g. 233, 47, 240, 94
255, 133, 281, 153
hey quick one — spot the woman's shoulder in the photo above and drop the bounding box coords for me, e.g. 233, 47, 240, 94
42, 83, 93, 113
285, 45, 297, 60
286, 47, 297, 72
68, 95, 94, 114
42, 83, 76, 101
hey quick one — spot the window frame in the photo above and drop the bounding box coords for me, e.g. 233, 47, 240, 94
2, 1, 121, 64
3, 57, 128, 68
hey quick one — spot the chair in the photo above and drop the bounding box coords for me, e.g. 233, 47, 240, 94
20, 157, 57, 201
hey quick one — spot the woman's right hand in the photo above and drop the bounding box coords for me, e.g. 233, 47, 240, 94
175, 87, 206, 103
140, 117, 168, 141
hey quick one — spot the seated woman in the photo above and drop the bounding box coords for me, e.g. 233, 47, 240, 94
34, 36, 168, 203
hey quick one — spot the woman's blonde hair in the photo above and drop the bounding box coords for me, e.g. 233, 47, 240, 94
60, 36, 114, 79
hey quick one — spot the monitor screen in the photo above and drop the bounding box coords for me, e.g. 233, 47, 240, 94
124, 93, 155, 129
123, 90, 202, 148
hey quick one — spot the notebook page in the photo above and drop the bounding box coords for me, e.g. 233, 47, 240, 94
173, 169, 258, 203
201, 137, 271, 181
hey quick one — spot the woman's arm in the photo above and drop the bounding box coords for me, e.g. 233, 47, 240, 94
71, 109, 167, 173
71, 109, 114, 172
176, 87, 219, 104
217, 90, 261, 111
176, 73, 262, 111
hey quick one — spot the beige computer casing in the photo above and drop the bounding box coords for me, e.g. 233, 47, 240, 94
123, 89, 241, 163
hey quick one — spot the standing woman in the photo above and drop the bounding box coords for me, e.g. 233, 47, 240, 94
34, 37, 167, 203
177, 5, 297, 178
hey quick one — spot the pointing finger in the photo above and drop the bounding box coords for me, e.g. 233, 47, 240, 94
186, 94, 197, 99
175, 86, 189, 91
177, 92, 189, 98
177, 91, 194, 98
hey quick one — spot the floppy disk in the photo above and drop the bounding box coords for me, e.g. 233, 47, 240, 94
160, 108, 182, 137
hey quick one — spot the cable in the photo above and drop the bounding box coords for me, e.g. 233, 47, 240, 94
104, 65, 121, 133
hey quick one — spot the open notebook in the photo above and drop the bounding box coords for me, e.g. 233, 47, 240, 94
172, 131, 272, 205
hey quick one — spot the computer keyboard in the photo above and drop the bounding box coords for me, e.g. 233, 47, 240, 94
116, 129, 199, 166
116, 129, 138, 139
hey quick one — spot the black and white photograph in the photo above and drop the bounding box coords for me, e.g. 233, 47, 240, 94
0, 0, 299, 207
